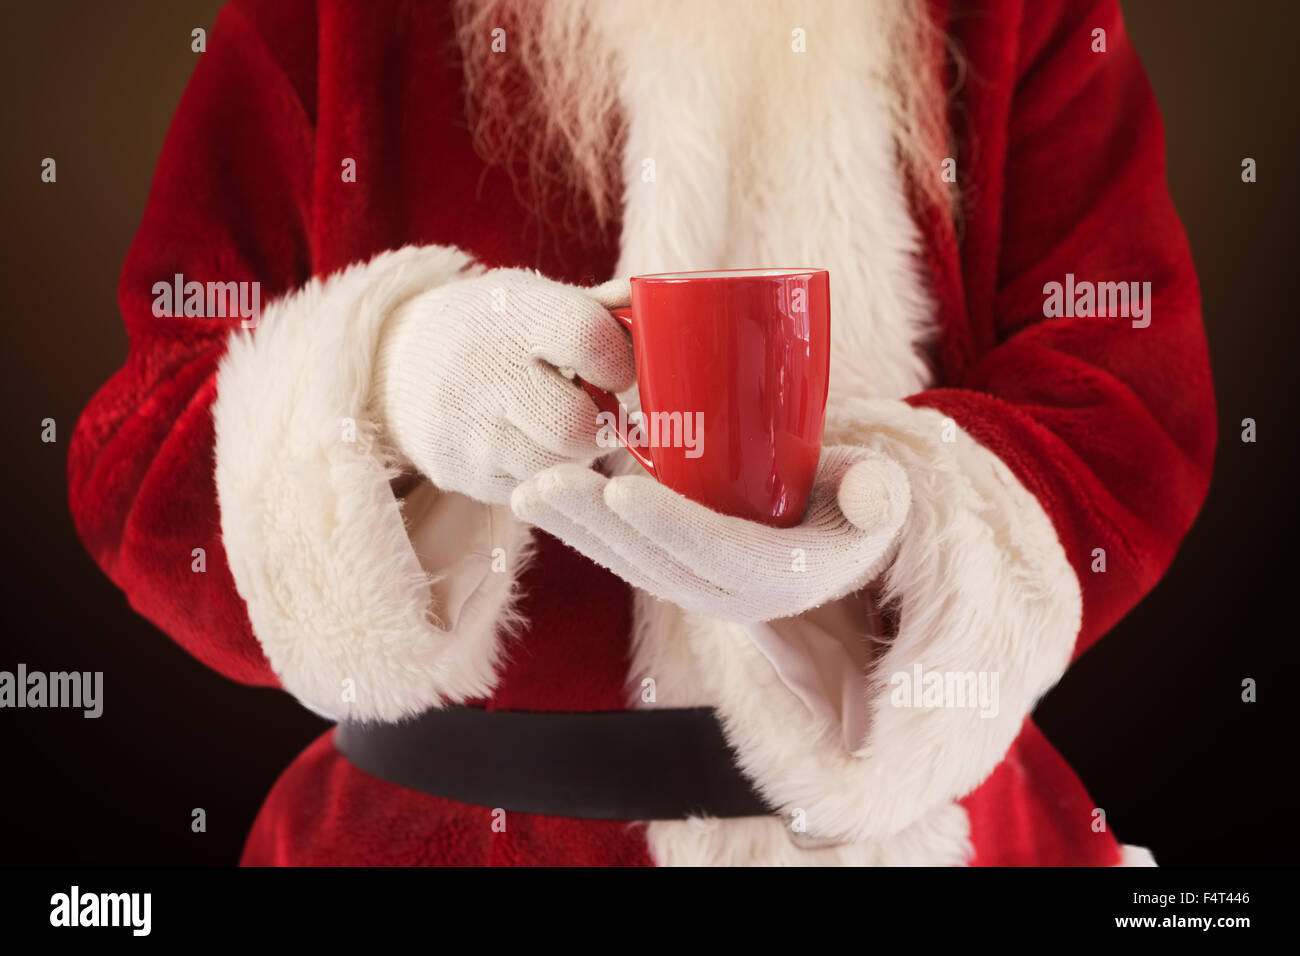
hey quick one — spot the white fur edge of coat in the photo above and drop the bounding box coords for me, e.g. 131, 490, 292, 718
212, 244, 536, 722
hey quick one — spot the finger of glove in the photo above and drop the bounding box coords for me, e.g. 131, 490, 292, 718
526, 290, 636, 393
505, 362, 606, 460
604, 469, 898, 606
586, 277, 631, 309
509, 471, 690, 603
819, 447, 911, 533
597, 475, 784, 593
514, 465, 729, 610
599, 472, 887, 593
795, 475, 906, 596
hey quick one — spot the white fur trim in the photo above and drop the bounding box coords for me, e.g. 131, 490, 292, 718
213, 245, 533, 722
1117, 844, 1158, 867
646, 803, 971, 866
627, 399, 1081, 845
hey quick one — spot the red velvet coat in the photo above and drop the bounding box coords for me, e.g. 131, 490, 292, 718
69, 0, 1214, 866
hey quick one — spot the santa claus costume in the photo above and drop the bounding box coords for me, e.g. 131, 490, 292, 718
69, 0, 1214, 866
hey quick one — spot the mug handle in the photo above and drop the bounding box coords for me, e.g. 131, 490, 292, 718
575, 307, 656, 475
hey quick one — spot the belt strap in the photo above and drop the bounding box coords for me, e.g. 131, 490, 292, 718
335, 706, 775, 820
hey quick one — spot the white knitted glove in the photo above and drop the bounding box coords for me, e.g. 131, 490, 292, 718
509, 445, 911, 623
374, 270, 635, 504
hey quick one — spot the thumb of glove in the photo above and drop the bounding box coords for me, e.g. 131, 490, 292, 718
586, 276, 632, 309
837, 456, 909, 531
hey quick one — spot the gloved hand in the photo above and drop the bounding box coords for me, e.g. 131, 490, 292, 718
374, 270, 634, 505
509, 445, 911, 622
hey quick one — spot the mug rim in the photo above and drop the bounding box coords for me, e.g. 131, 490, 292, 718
631, 267, 826, 282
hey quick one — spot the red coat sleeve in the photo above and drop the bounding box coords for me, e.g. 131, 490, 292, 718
67, 1, 316, 685
910, 0, 1216, 658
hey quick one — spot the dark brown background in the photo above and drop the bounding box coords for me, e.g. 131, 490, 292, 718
1, 1, 1294, 865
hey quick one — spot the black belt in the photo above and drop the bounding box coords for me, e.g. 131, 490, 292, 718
335, 706, 776, 820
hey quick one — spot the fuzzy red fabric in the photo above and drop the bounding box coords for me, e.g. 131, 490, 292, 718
242, 728, 654, 867
69, 0, 1213, 866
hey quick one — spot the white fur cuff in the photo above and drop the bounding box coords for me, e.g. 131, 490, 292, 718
213, 245, 531, 722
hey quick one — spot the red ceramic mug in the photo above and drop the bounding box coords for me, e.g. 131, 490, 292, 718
579, 268, 830, 528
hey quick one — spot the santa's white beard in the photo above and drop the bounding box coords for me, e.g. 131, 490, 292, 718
458, 0, 944, 225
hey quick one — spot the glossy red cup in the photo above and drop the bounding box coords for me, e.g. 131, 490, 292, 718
580, 268, 830, 527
